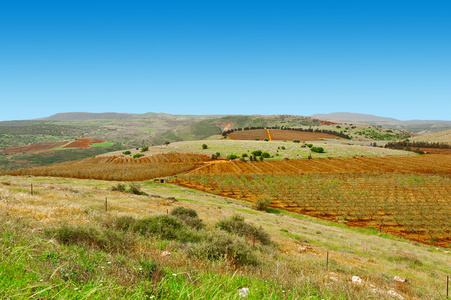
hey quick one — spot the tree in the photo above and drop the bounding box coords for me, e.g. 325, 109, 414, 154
164, 141, 170, 147
202, 144, 208, 149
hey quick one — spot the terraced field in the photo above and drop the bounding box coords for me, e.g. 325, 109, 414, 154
227, 129, 341, 141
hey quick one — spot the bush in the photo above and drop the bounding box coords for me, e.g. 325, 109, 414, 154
241, 153, 248, 158
123, 150, 131, 155
216, 215, 271, 245
251, 150, 262, 156
311, 147, 325, 153
215, 152, 221, 157
50, 225, 134, 253
264, 138, 269, 141
202, 144, 208, 149
280, 146, 286, 150
141, 146, 149, 152
129, 183, 148, 195
253, 197, 272, 212
306, 144, 313, 148
111, 183, 126, 192
226, 154, 238, 160
188, 230, 258, 265
293, 140, 300, 143
120, 215, 199, 242
171, 207, 204, 230
133, 153, 144, 158
261, 152, 270, 158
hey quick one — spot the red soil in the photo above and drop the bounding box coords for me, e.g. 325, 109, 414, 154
227, 129, 341, 141
62, 138, 105, 148
0, 141, 69, 154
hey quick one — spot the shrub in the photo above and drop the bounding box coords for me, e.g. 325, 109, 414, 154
123, 150, 131, 155
226, 154, 238, 160
164, 141, 170, 146
311, 147, 325, 153
111, 183, 126, 192
306, 144, 313, 148
188, 230, 258, 265
133, 153, 144, 158
261, 152, 270, 158
215, 152, 221, 157
202, 144, 208, 149
280, 146, 286, 150
216, 215, 271, 245
241, 153, 248, 158
129, 183, 148, 195
264, 138, 269, 141
171, 207, 204, 230
50, 225, 134, 253
253, 197, 272, 212
259, 156, 264, 161
251, 150, 262, 156
141, 146, 149, 152
293, 140, 300, 143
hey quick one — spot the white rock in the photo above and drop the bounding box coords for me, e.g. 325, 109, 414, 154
352, 276, 363, 284
444, 251, 450, 254
160, 251, 171, 257
298, 246, 307, 252
239, 287, 249, 298
394, 276, 406, 283
387, 289, 405, 300
329, 276, 338, 282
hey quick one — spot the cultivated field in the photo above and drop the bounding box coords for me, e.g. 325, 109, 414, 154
0, 141, 69, 154
1, 175, 451, 299
62, 138, 106, 148
4, 153, 211, 181
228, 129, 342, 141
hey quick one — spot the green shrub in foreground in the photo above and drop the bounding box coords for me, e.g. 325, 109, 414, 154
311, 147, 325, 153
216, 215, 271, 246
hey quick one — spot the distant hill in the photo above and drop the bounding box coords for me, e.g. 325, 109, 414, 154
412, 129, 451, 144
311, 112, 451, 133
40, 112, 224, 121
311, 112, 400, 123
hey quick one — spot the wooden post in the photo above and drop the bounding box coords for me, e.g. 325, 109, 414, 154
167, 209, 168, 215
30, 183, 33, 195
445, 275, 449, 298
326, 251, 329, 271
105, 197, 108, 212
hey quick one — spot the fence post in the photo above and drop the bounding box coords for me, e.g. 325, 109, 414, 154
105, 197, 108, 212
326, 251, 329, 271
447, 275, 449, 298
30, 183, 33, 195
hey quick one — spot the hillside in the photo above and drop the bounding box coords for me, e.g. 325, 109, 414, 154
412, 129, 451, 144
312, 112, 451, 133
1, 173, 450, 299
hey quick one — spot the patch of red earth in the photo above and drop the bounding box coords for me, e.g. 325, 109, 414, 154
419, 148, 451, 154
0, 141, 69, 154
62, 138, 105, 148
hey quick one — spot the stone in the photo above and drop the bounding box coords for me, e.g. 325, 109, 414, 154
238, 287, 249, 298
394, 276, 406, 283
352, 276, 363, 284
160, 251, 171, 257
387, 289, 405, 300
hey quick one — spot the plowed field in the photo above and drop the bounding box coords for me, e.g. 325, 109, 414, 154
6, 153, 211, 181
0, 141, 69, 154
188, 154, 451, 177
227, 129, 342, 141
62, 138, 105, 148
173, 154, 451, 247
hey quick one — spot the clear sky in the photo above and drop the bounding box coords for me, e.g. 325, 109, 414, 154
1, 0, 450, 121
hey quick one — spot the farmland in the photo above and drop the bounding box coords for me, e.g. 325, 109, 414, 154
0, 141, 69, 154
173, 154, 451, 247
227, 129, 342, 141
4, 153, 211, 181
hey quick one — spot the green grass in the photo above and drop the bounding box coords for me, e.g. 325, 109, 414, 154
91, 142, 115, 147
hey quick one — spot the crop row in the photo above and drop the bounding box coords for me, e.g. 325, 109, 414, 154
189, 154, 451, 177
174, 173, 451, 246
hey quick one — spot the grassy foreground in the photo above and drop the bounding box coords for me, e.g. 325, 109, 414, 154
1, 175, 450, 299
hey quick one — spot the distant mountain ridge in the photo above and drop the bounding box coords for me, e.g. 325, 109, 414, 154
310, 112, 400, 123
39, 112, 224, 121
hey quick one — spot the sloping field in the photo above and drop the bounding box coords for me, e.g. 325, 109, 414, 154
412, 129, 451, 144
187, 154, 451, 177
0, 141, 69, 154
62, 138, 105, 148
269, 129, 341, 141
5, 153, 210, 181
227, 129, 268, 140
228, 129, 342, 141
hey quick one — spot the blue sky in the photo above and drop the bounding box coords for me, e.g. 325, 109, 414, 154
1, 0, 450, 121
